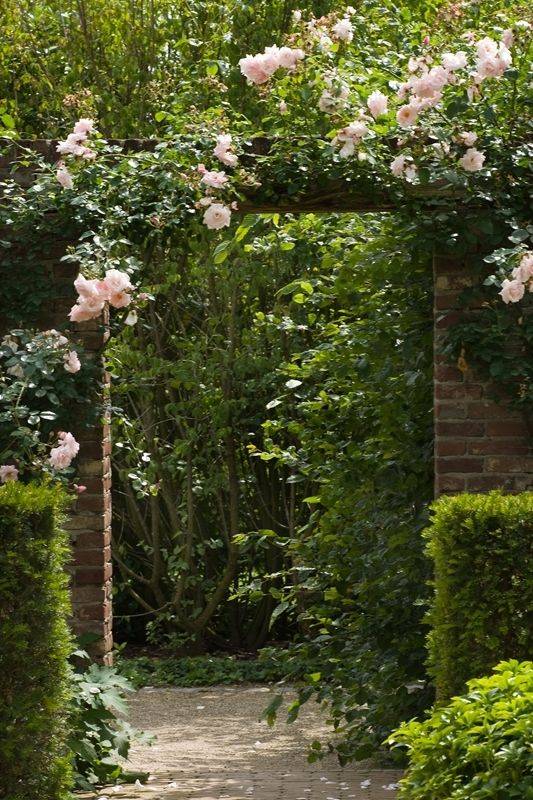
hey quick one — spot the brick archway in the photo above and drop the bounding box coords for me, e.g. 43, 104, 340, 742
1, 140, 531, 662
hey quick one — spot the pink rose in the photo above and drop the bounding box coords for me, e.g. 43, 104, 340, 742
441, 51, 467, 71
203, 203, 232, 230
56, 163, 73, 189
501, 29, 514, 48
213, 134, 238, 167
457, 131, 477, 146
396, 102, 420, 128
0, 465, 19, 483
239, 54, 272, 85
103, 269, 133, 295
49, 431, 80, 470
74, 484, 87, 494
333, 121, 369, 158
332, 18, 353, 43
499, 278, 525, 304
200, 170, 229, 189
410, 66, 449, 99
64, 350, 81, 373
458, 147, 485, 172
108, 291, 132, 309
512, 252, 533, 284
69, 302, 98, 322
390, 155, 406, 177
73, 118, 95, 135
278, 47, 305, 69
367, 90, 388, 118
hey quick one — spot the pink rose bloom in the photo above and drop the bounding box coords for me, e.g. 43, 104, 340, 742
279, 100, 289, 114
404, 163, 418, 182
0, 465, 19, 483
390, 154, 406, 177
367, 90, 388, 118
396, 102, 420, 128
64, 350, 81, 373
74, 484, 87, 494
457, 131, 477, 146
332, 18, 353, 42
74, 274, 103, 299
262, 45, 282, 74
333, 121, 369, 158
499, 278, 525, 304
69, 302, 98, 322
501, 29, 514, 48
81, 147, 97, 160
512, 252, 533, 284
73, 118, 95, 135
108, 291, 132, 309
49, 431, 80, 470
411, 65, 449, 99
56, 163, 73, 189
476, 37, 498, 58
103, 269, 133, 295
201, 170, 229, 189
458, 147, 485, 172
203, 203, 232, 230
278, 46, 305, 69
239, 54, 272, 85
213, 134, 238, 167
441, 51, 468, 71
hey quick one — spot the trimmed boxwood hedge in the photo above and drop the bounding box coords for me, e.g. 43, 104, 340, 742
0, 482, 73, 800
423, 491, 533, 701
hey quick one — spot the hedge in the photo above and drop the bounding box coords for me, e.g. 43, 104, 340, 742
388, 659, 533, 800
423, 491, 533, 701
0, 482, 73, 800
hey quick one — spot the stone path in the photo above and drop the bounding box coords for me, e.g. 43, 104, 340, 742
85, 685, 402, 800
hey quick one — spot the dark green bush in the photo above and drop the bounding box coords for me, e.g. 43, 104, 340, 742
387, 660, 533, 800
424, 491, 533, 701
0, 482, 72, 800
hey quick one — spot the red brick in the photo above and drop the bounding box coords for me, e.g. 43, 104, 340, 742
76, 602, 112, 621
436, 440, 466, 457
468, 440, 530, 456
435, 365, 464, 382
73, 545, 111, 567
436, 421, 484, 437
467, 402, 515, 420
463, 384, 484, 400
74, 562, 113, 585
435, 475, 466, 494
437, 457, 484, 473
486, 420, 530, 437
435, 383, 465, 400
465, 475, 516, 492
486, 456, 533, 473
436, 311, 462, 329
436, 402, 467, 420
74, 529, 111, 549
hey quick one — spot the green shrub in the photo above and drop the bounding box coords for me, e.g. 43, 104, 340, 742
69, 648, 150, 791
387, 660, 533, 800
0, 482, 72, 800
424, 491, 533, 701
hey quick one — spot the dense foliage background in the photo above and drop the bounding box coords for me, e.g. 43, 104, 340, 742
1, 0, 530, 767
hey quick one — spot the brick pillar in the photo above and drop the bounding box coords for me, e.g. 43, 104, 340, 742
0, 235, 113, 663
434, 254, 533, 496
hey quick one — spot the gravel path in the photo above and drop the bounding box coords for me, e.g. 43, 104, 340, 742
85, 685, 402, 800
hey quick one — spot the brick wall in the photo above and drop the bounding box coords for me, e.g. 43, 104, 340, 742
434, 254, 533, 496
